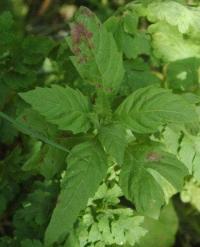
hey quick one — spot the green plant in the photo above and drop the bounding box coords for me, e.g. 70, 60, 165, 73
1, 1, 200, 247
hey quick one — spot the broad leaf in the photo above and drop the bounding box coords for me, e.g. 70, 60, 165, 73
120, 143, 188, 218
19, 85, 91, 134
105, 14, 150, 60
121, 59, 161, 94
115, 30, 150, 59
123, 13, 139, 35
45, 141, 107, 246
116, 86, 198, 133
98, 123, 127, 164
67, 7, 124, 93
148, 22, 200, 62
166, 57, 200, 92
147, 1, 200, 34
138, 203, 178, 247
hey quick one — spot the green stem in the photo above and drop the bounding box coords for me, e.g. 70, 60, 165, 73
0, 111, 70, 153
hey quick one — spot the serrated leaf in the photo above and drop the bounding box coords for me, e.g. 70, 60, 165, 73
98, 123, 127, 164
98, 216, 113, 244
120, 144, 188, 218
19, 85, 91, 134
45, 141, 107, 246
116, 86, 198, 133
67, 7, 124, 93
111, 215, 146, 246
88, 223, 102, 243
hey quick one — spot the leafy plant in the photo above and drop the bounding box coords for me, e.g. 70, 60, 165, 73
1, 1, 200, 247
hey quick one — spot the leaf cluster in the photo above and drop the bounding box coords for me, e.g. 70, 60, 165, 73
1, 1, 200, 247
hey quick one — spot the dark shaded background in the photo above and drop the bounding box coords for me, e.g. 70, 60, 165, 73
0, 0, 131, 36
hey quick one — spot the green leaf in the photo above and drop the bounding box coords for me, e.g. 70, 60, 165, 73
181, 93, 200, 105
120, 59, 161, 95
127, 33, 150, 59
21, 239, 43, 247
166, 57, 200, 92
138, 203, 178, 247
0, 11, 13, 31
0, 111, 69, 153
45, 141, 107, 246
161, 126, 180, 154
161, 126, 200, 180
149, 22, 200, 62
19, 85, 91, 134
105, 12, 149, 60
14, 181, 58, 241
22, 141, 66, 179
97, 216, 113, 245
116, 86, 198, 133
22, 36, 54, 65
178, 134, 200, 180
67, 7, 124, 93
22, 141, 42, 172
147, 1, 200, 34
0, 11, 15, 47
98, 123, 127, 164
64, 230, 80, 247
88, 223, 102, 243
17, 109, 57, 138
111, 215, 147, 246
39, 146, 67, 179
0, 82, 10, 108
112, 20, 150, 60
120, 143, 188, 218
104, 16, 119, 33
3, 69, 37, 90
123, 13, 139, 35
181, 178, 200, 212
